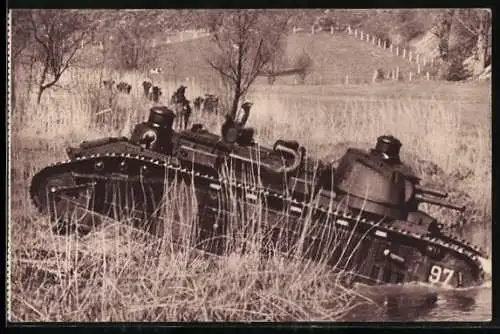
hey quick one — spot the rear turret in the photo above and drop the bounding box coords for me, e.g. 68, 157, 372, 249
130, 106, 177, 153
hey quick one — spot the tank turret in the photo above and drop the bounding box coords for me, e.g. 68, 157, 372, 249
333, 135, 464, 220
130, 106, 176, 153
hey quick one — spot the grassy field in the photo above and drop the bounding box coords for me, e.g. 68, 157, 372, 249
8, 62, 491, 321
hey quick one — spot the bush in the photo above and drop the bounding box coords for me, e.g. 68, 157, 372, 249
440, 59, 471, 81
438, 44, 473, 81
398, 20, 427, 41
294, 50, 313, 71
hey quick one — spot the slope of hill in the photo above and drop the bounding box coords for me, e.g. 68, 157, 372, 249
279, 32, 418, 84
81, 30, 420, 88
148, 31, 419, 87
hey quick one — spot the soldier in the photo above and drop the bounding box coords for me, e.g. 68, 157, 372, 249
235, 100, 252, 126
142, 81, 153, 98
102, 79, 115, 91
151, 86, 162, 103
193, 96, 204, 113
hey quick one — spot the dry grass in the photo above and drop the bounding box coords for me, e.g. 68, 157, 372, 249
8, 65, 491, 322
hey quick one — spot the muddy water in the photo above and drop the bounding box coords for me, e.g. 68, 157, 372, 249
343, 282, 491, 322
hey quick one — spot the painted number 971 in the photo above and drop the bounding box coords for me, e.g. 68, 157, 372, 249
428, 265, 455, 285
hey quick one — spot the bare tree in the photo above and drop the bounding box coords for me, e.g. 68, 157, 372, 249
206, 10, 291, 118
29, 10, 99, 103
10, 10, 34, 107
104, 10, 196, 71
112, 12, 164, 70
452, 9, 491, 75
432, 9, 455, 61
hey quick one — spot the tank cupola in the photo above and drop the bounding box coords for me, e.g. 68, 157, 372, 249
148, 106, 176, 129
371, 135, 402, 164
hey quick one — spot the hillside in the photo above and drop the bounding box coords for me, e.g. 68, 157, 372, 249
133, 31, 419, 87
277, 32, 418, 84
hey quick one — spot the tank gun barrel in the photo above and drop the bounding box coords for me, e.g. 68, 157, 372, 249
414, 193, 465, 212
414, 185, 448, 198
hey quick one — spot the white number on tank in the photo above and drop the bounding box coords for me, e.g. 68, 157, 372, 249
428, 265, 455, 285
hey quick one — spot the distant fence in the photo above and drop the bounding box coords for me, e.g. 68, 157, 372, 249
291, 24, 439, 83
264, 69, 436, 86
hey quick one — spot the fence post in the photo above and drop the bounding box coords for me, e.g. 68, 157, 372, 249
378, 38, 381, 47
416, 53, 420, 64
360, 31, 363, 40
417, 63, 421, 74
426, 71, 430, 80
403, 48, 406, 59
409, 51, 413, 62
384, 40, 388, 49
396, 46, 399, 56
354, 29, 357, 37
409, 72, 413, 81
423, 56, 427, 66
372, 35, 376, 45
366, 33, 370, 42
331, 25, 334, 34
396, 66, 400, 80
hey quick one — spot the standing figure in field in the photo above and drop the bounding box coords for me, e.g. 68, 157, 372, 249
193, 96, 204, 114
151, 86, 162, 103
170, 85, 192, 130
102, 79, 115, 91
142, 80, 153, 99
202, 94, 219, 116
235, 101, 252, 125
221, 100, 254, 145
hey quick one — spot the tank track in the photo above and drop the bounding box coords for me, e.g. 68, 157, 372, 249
29, 151, 488, 285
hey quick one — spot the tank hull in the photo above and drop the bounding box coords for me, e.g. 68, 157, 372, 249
29, 138, 487, 289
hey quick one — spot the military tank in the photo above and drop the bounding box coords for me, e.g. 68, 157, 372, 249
29, 105, 488, 288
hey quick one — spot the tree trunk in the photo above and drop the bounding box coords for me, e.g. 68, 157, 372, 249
230, 85, 241, 119
437, 9, 454, 61
37, 59, 49, 104
230, 43, 244, 119
474, 11, 490, 76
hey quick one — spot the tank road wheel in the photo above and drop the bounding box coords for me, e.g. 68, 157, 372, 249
32, 173, 76, 214
32, 173, 93, 235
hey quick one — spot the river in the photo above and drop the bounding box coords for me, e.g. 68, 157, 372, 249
342, 281, 491, 322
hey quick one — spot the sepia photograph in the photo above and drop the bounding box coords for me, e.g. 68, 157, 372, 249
7, 8, 492, 323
